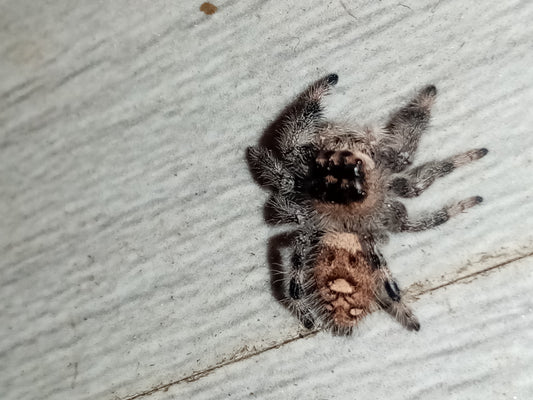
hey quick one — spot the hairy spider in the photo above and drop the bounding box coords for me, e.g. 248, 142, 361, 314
247, 74, 487, 334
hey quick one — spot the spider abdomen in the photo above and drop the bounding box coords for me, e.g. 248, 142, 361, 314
314, 233, 376, 328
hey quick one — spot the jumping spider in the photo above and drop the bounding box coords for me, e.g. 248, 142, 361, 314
247, 74, 487, 334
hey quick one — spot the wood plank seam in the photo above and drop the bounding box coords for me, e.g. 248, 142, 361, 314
119, 250, 533, 400
416, 250, 533, 296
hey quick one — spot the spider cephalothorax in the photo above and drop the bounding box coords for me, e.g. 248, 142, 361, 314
248, 74, 487, 334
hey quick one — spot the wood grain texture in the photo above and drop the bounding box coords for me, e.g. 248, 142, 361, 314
1, 0, 532, 399
152, 256, 533, 400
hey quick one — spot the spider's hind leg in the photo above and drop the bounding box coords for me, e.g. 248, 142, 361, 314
284, 228, 321, 330
375, 267, 420, 331
365, 240, 420, 331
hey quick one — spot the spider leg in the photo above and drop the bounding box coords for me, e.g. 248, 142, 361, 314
383, 197, 483, 233
285, 227, 321, 329
375, 266, 420, 331
247, 145, 295, 194
363, 238, 420, 331
383, 85, 437, 172
277, 73, 338, 162
389, 148, 488, 198
265, 193, 311, 225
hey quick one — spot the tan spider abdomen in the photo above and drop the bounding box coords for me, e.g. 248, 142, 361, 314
314, 233, 376, 327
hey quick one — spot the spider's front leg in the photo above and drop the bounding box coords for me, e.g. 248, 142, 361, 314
277, 73, 339, 163
383, 85, 437, 172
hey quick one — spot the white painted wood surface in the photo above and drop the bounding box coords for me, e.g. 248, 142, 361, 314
155, 257, 533, 400
1, 1, 532, 399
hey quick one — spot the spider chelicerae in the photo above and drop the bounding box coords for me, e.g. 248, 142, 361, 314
247, 74, 487, 334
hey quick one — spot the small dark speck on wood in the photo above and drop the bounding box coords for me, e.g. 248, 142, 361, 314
398, 3, 413, 11
200, 2, 218, 15
339, 0, 357, 20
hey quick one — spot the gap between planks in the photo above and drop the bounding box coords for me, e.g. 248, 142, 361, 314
120, 250, 533, 400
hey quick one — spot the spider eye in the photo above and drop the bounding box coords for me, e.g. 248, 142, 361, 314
354, 159, 363, 176
309, 151, 366, 204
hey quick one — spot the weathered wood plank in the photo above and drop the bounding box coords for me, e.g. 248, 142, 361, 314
153, 256, 533, 400
1, 0, 532, 399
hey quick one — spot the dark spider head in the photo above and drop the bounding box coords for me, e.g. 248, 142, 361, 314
304, 150, 367, 204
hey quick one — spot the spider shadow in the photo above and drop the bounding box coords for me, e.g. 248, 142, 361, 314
262, 203, 303, 319
245, 98, 305, 313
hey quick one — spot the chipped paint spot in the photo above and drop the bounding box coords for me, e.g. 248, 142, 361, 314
200, 2, 217, 15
